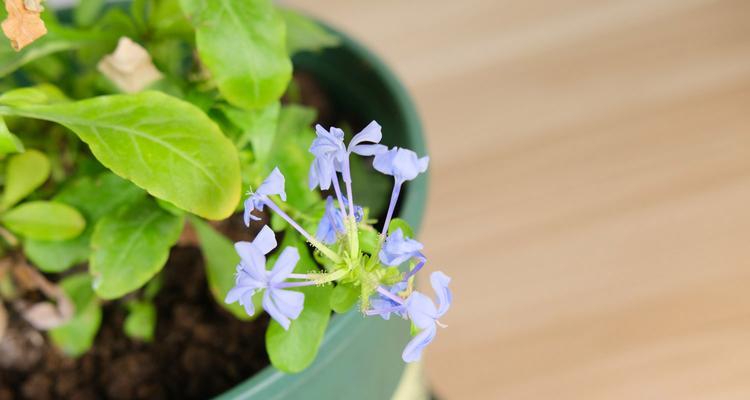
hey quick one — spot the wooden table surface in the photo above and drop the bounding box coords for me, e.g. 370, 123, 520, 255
288, 1, 750, 398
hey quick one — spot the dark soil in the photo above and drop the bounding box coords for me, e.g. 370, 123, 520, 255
0, 244, 270, 400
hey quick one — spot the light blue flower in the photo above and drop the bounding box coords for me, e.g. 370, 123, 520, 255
401, 271, 452, 362
244, 168, 287, 226
225, 225, 305, 330
315, 195, 364, 245
379, 228, 424, 266
373, 147, 429, 184
308, 125, 346, 191
309, 122, 388, 191
366, 271, 451, 362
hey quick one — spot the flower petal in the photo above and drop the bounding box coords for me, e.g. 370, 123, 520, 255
402, 324, 436, 363
406, 291, 438, 329
258, 167, 286, 200
270, 288, 305, 320
269, 246, 300, 283
263, 290, 291, 330
351, 143, 387, 156
253, 225, 277, 255
430, 271, 452, 317
239, 289, 257, 316
225, 286, 245, 304
349, 121, 382, 149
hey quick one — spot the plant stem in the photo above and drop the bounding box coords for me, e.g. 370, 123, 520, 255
380, 180, 403, 236
263, 198, 342, 263
376, 286, 404, 305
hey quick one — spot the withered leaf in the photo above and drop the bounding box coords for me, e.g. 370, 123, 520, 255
1, 0, 47, 51
97, 37, 163, 93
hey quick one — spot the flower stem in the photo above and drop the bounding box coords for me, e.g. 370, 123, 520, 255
277, 269, 348, 288
340, 158, 359, 256
380, 180, 403, 236
377, 286, 404, 305
263, 198, 342, 263
403, 253, 426, 282
331, 176, 348, 218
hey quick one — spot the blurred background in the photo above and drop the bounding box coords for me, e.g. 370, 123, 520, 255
288, 0, 750, 399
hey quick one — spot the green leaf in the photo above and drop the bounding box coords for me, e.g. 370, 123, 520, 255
179, 0, 292, 109
2, 150, 50, 210
330, 283, 359, 314
124, 301, 157, 342
189, 216, 257, 320
0, 84, 68, 108
0, 90, 242, 220
0, 23, 110, 77
0, 117, 23, 156
268, 105, 318, 210
90, 198, 183, 299
2, 201, 85, 241
24, 235, 90, 273
280, 9, 340, 55
266, 229, 332, 373
24, 173, 146, 273
388, 218, 414, 238
219, 101, 280, 153
74, 0, 106, 27
358, 227, 379, 255
49, 274, 102, 357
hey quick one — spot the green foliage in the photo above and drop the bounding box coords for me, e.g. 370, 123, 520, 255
330, 282, 359, 314
266, 229, 332, 373
124, 301, 157, 342
74, 0, 106, 27
281, 9, 340, 55
189, 216, 257, 320
49, 274, 102, 357
1, 150, 50, 210
268, 105, 318, 210
90, 198, 183, 299
387, 218, 414, 238
0, 89, 242, 220
179, 0, 292, 109
24, 172, 146, 273
2, 201, 85, 241
0, 117, 23, 156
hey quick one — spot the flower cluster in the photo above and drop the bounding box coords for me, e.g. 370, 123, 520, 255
226, 121, 452, 363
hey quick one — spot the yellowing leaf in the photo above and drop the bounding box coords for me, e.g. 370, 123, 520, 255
1, 0, 47, 51
97, 37, 163, 93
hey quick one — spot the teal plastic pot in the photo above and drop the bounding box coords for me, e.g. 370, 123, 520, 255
216, 25, 428, 400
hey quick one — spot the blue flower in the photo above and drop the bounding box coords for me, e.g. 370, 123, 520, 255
379, 228, 424, 266
373, 147, 429, 184
308, 125, 346, 191
244, 168, 287, 226
225, 225, 305, 330
315, 195, 364, 245
401, 271, 452, 362
366, 271, 451, 362
309, 122, 388, 191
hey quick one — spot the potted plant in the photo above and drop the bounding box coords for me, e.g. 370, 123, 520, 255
0, 1, 452, 399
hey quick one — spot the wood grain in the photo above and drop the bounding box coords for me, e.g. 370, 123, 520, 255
286, 1, 750, 398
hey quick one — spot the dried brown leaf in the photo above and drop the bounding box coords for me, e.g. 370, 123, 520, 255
1, 0, 47, 51
97, 37, 164, 93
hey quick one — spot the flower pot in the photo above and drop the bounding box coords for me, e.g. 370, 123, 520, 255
42, 3, 428, 399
